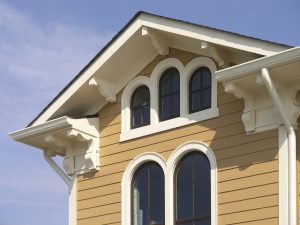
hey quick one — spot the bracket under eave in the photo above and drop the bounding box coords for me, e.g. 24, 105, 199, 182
142, 26, 169, 56
89, 77, 117, 102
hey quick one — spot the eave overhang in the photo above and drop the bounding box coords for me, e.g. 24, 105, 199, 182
9, 116, 100, 175
216, 47, 300, 133
27, 12, 291, 127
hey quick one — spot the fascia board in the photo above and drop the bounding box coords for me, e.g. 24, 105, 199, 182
139, 14, 288, 56
216, 46, 300, 83
30, 18, 144, 127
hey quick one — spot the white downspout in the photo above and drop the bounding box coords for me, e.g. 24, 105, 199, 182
43, 151, 71, 186
261, 68, 297, 225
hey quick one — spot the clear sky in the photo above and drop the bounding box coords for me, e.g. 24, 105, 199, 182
0, 0, 299, 224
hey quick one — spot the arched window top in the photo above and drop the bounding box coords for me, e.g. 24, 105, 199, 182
189, 67, 212, 114
159, 67, 180, 121
132, 162, 165, 225
131, 85, 150, 129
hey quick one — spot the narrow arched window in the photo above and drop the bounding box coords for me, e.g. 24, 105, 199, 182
132, 162, 165, 225
175, 152, 211, 225
189, 67, 211, 114
159, 67, 180, 121
131, 86, 150, 129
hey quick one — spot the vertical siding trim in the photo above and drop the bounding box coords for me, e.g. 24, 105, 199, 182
70, 174, 77, 225
279, 126, 289, 225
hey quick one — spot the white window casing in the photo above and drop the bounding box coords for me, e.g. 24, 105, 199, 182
121, 57, 219, 141
121, 140, 217, 225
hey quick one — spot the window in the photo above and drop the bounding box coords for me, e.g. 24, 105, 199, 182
122, 141, 217, 225
189, 67, 211, 114
132, 162, 165, 225
175, 152, 211, 225
121, 57, 218, 142
159, 67, 180, 121
131, 86, 150, 129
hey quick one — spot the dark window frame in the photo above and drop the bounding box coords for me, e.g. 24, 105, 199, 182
159, 67, 180, 121
131, 162, 165, 225
130, 85, 150, 129
189, 67, 212, 114
174, 152, 211, 225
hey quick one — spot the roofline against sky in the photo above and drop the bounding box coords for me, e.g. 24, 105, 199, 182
27, 11, 294, 127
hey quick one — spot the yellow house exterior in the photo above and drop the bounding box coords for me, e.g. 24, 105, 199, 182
9, 12, 300, 225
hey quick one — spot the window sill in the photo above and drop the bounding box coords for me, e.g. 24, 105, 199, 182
120, 107, 219, 142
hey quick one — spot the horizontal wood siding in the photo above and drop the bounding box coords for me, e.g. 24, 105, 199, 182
77, 48, 279, 225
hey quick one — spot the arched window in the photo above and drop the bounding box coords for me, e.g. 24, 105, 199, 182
175, 152, 211, 225
131, 86, 150, 129
132, 162, 165, 225
189, 67, 212, 114
159, 67, 180, 121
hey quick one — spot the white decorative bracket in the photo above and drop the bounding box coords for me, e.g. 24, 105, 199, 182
224, 83, 255, 132
10, 116, 100, 176
142, 26, 169, 56
200, 41, 229, 67
89, 77, 117, 102
223, 77, 300, 134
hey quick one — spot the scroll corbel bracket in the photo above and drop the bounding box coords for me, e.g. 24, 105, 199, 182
142, 26, 169, 56
200, 41, 229, 68
224, 83, 255, 132
89, 77, 117, 102
44, 134, 70, 157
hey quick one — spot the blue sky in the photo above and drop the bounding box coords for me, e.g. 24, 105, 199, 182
0, 0, 299, 224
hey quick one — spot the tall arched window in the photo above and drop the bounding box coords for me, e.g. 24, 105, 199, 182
189, 67, 211, 114
132, 162, 165, 225
131, 86, 150, 129
159, 67, 180, 121
175, 152, 211, 225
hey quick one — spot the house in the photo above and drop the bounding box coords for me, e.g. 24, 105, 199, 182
9, 11, 300, 225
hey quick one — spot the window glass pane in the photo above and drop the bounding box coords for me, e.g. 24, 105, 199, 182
194, 154, 211, 217
189, 67, 211, 114
191, 71, 201, 92
195, 219, 211, 225
202, 68, 211, 89
133, 166, 148, 225
161, 96, 171, 120
171, 93, 180, 118
160, 68, 180, 121
131, 86, 150, 129
202, 89, 211, 109
191, 91, 201, 112
176, 155, 193, 220
150, 165, 164, 224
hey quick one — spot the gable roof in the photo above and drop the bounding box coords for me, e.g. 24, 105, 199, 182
28, 11, 292, 127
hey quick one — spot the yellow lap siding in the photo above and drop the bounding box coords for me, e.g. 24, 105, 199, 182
77, 48, 279, 225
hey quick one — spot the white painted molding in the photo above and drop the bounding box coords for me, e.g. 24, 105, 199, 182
166, 141, 217, 225
69, 173, 77, 225
278, 127, 289, 225
89, 77, 117, 102
120, 57, 219, 141
142, 26, 169, 55
121, 152, 167, 225
10, 116, 100, 175
121, 141, 217, 225
200, 41, 229, 67
224, 83, 255, 132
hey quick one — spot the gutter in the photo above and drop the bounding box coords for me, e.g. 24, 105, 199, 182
261, 68, 297, 225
